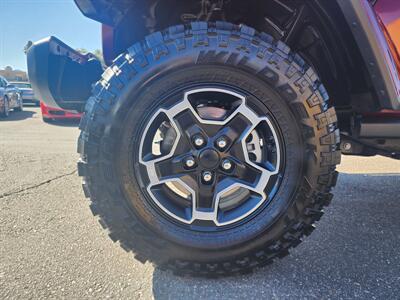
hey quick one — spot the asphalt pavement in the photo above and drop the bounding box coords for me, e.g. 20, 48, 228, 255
0, 107, 399, 299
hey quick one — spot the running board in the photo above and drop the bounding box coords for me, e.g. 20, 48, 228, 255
358, 117, 400, 138
26, 36, 103, 112
340, 115, 400, 159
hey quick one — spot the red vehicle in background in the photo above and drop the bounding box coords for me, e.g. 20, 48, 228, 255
40, 102, 82, 123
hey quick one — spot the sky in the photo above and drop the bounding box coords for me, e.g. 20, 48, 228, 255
0, 0, 101, 71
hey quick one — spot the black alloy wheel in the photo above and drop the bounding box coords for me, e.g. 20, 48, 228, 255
138, 87, 283, 229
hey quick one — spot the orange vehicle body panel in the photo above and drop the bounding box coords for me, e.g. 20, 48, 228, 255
375, 0, 400, 74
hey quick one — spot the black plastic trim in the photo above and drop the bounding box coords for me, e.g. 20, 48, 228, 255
26, 36, 103, 112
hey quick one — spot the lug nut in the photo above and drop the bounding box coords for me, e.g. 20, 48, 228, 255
216, 137, 227, 150
185, 157, 195, 168
202, 171, 213, 183
222, 159, 232, 171
194, 136, 205, 147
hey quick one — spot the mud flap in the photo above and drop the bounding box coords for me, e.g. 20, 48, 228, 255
27, 36, 103, 112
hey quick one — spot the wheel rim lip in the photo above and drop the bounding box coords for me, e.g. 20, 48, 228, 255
138, 87, 284, 228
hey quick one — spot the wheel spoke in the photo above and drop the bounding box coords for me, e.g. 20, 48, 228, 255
196, 181, 216, 210
154, 154, 191, 180
231, 160, 263, 187
172, 108, 208, 147
179, 174, 216, 211
215, 112, 253, 148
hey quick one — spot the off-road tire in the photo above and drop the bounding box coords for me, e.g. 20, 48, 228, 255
78, 22, 340, 276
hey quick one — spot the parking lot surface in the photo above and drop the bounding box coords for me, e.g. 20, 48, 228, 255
1, 107, 399, 299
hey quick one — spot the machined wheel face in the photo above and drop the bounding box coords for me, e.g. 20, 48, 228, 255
138, 87, 283, 229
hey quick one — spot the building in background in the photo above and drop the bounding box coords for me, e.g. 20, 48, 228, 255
0, 66, 28, 82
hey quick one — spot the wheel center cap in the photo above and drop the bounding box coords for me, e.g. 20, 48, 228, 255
199, 148, 220, 169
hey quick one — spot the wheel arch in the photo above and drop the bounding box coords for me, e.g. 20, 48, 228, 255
75, 0, 389, 114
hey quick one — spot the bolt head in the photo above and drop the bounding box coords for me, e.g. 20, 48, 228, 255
194, 136, 205, 147
217, 138, 227, 149
222, 159, 232, 171
185, 157, 195, 168
343, 142, 352, 151
202, 171, 213, 182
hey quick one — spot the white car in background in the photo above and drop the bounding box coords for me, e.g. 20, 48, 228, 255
10, 82, 39, 106
0, 76, 23, 118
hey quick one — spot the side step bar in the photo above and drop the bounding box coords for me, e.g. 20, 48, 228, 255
341, 115, 400, 159
358, 117, 400, 138
27, 36, 103, 112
